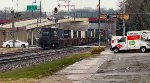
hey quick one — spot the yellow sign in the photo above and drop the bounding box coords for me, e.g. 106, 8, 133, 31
120, 14, 129, 20
101, 14, 107, 18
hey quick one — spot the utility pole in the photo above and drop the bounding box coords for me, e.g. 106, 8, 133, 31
123, 0, 126, 36
36, 18, 39, 47
40, 1, 42, 23
32, 2, 34, 18
36, 18, 38, 38
68, 0, 70, 19
32, 0, 36, 18
98, 0, 101, 46
11, 11, 15, 48
73, 5, 75, 21
17, 0, 18, 11
59, 0, 71, 19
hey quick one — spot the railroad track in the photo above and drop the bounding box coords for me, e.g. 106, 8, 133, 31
0, 47, 88, 65
0, 48, 42, 58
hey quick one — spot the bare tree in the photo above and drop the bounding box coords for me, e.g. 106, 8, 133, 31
118, 0, 150, 30
0, 7, 13, 19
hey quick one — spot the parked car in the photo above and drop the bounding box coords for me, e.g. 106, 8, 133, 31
2, 40, 29, 48
63, 16, 73, 19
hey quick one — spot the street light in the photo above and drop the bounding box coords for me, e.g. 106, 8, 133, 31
98, 0, 101, 46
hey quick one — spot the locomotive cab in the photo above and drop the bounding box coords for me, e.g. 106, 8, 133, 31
38, 26, 63, 49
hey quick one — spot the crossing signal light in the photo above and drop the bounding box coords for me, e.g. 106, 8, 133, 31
107, 15, 110, 19
2, 31, 5, 35
15, 12, 21, 18
54, 7, 58, 13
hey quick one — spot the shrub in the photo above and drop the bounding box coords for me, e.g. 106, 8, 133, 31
91, 47, 105, 54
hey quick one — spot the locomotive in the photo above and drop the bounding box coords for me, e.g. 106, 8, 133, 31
38, 26, 95, 49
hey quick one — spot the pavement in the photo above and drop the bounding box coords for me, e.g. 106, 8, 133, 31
39, 48, 150, 83
72, 46, 106, 48
54, 49, 113, 83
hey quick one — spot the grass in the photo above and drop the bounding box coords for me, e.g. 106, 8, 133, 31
0, 52, 97, 80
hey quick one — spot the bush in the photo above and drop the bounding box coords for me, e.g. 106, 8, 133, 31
91, 47, 105, 54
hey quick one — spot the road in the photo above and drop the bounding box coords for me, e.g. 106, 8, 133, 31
83, 51, 150, 83
39, 49, 150, 83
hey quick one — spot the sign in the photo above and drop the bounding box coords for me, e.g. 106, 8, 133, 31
129, 41, 135, 46
101, 14, 107, 18
127, 35, 141, 40
127, 31, 140, 36
120, 14, 129, 20
27, 5, 38, 11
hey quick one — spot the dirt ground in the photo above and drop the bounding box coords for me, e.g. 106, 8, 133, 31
0, 78, 38, 83
0, 48, 25, 54
38, 75, 72, 83
0, 75, 71, 83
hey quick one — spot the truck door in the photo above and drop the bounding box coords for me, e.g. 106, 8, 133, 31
117, 36, 128, 50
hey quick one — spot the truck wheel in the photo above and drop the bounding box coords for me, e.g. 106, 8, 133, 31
114, 47, 119, 53
6, 45, 10, 48
21, 44, 25, 48
140, 47, 146, 53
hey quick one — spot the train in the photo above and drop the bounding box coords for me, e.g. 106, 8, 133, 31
38, 26, 96, 49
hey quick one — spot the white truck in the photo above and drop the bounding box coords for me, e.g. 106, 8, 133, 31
110, 30, 150, 53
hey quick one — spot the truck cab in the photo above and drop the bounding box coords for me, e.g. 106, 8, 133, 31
110, 36, 128, 53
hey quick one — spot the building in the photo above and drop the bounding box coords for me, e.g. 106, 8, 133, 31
0, 17, 116, 47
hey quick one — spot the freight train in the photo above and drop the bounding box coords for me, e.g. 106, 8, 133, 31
38, 26, 96, 49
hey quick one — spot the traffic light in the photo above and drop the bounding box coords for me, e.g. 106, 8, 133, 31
54, 7, 58, 13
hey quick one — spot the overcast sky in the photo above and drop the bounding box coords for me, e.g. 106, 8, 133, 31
0, 0, 120, 12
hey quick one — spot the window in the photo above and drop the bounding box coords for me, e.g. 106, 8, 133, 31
9, 40, 13, 43
42, 32, 49, 35
15, 41, 20, 43
118, 37, 126, 42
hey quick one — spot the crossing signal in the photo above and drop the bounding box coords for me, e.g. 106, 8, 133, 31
11, 11, 21, 18
107, 15, 110, 19
15, 12, 21, 18
2, 31, 5, 35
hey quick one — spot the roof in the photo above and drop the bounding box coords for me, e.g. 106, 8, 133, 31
0, 19, 12, 24
57, 18, 88, 23
0, 18, 89, 30
0, 18, 56, 29
89, 18, 114, 23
